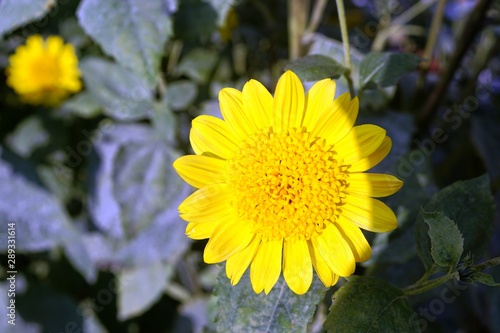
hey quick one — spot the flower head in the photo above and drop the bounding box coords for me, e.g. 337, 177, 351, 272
174, 71, 402, 295
6, 35, 82, 106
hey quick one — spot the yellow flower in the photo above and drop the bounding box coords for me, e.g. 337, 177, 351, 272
6, 35, 82, 106
174, 71, 403, 295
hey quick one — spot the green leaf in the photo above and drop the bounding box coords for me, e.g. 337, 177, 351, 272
421, 210, 464, 268
0, 151, 97, 283
466, 271, 500, 287
77, 0, 176, 80
80, 58, 154, 121
88, 123, 190, 266
214, 267, 326, 333
324, 276, 417, 333
308, 34, 364, 90
359, 52, 421, 90
415, 175, 495, 270
6, 116, 49, 158
117, 262, 174, 320
285, 55, 346, 82
60, 92, 102, 119
0, 0, 55, 37
165, 80, 198, 110
176, 48, 218, 84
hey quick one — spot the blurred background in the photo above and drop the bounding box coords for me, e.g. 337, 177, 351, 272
0, 0, 500, 332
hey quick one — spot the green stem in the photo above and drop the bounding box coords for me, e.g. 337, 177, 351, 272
335, 0, 355, 96
404, 272, 459, 296
474, 256, 500, 272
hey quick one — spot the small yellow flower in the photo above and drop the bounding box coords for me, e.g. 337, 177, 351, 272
174, 71, 403, 295
6, 35, 82, 106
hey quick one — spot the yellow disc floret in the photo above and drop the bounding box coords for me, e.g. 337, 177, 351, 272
227, 127, 349, 242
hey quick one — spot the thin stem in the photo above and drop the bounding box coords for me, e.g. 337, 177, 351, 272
371, 0, 437, 52
404, 272, 459, 296
422, 0, 447, 70
288, 0, 309, 59
415, 0, 494, 138
474, 256, 500, 272
305, 0, 328, 36
335, 0, 355, 96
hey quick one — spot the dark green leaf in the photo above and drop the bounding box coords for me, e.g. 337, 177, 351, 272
285, 55, 346, 82
359, 52, 421, 90
422, 210, 464, 268
415, 175, 494, 270
308, 34, 364, 90
0, 0, 55, 37
324, 276, 418, 333
17, 285, 82, 332
467, 271, 500, 287
80, 58, 154, 121
214, 267, 326, 333
77, 0, 175, 80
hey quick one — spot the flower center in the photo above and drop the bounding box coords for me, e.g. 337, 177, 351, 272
227, 128, 349, 241
30, 54, 60, 89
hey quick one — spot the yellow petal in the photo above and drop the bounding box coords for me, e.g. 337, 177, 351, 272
348, 173, 403, 197
173, 155, 226, 188
272, 71, 305, 133
307, 240, 339, 287
226, 237, 260, 285
219, 88, 257, 140
250, 238, 283, 294
186, 221, 218, 239
46, 35, 64, 55
309, 93, 355, 144
190, 115, 239, 158
335, 125, 386, 165
302, 78, 336, 131
283, 239, 313, 295
203, 219, 254, 263
336, 216, 371, 262
179, 183, 228, 214
242, 79, 273, 130
349, 136, 392, 172
312, 223, 355, 277
342, 195, 398, 232
179, 184, 232, 224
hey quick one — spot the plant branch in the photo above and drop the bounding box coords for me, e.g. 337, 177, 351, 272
335, 0, 355, 96
288, 0, 309, 59
415, 0, 494, 137
474, 256, 500, 272
404, 272, 459, 296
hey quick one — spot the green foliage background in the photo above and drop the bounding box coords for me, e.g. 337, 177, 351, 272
1, 0, 500, 332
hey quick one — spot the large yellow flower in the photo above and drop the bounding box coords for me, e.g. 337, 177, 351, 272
6, 35, 82, 106
174, 71, 402, 295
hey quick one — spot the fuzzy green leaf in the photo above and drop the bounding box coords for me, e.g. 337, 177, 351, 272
0, 0, 55, 37
422, 210, 464, 268
77, 0, 176, 80
324, 276, 418, 333
80, 58, 154, 121
285, 55, 346, 82
214, 267, 326, 333
415, 175, 494, 270
359, 52, 421, 90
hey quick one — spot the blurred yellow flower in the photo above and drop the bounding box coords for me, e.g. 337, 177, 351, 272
174, 71, 403, 295
6, 35, 82, 106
